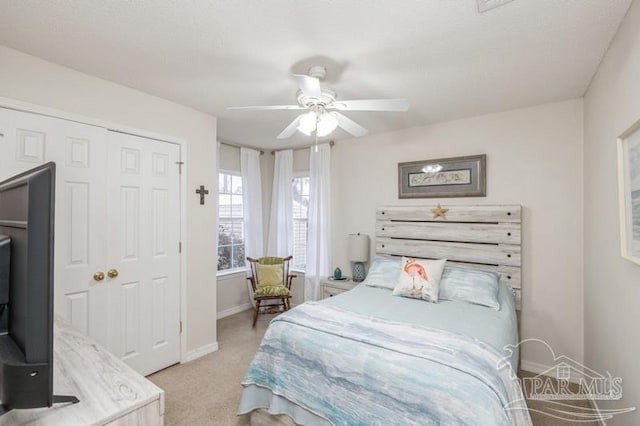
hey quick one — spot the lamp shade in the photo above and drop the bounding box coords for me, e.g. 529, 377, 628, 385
348, 233, 370, 262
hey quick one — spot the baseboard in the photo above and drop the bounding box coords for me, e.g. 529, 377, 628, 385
183, 342, 219, 363
217, 302, 252, 320
520, 360, 581, 384
520, 360, 550, 376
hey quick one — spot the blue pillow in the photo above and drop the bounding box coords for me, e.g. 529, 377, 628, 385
439, 266, 501, 310
363, 255, 402, 290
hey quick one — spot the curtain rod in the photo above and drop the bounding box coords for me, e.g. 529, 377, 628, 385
218, 139, 335, 156
271, 140, 335, 155
218, 139, 264, 155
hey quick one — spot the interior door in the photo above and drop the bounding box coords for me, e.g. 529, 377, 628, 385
106, 131, 181, 375
0, 107, 110, 347
0, 106, 182, 376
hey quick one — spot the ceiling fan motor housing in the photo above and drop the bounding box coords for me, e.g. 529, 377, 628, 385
296, 87, 336, 109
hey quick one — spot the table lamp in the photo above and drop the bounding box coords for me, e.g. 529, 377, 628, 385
348, 233, 370, 282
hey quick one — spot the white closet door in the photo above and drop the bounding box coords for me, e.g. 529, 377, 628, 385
0, 108, 34, 179
48, 119, 110, 348
0, 107, 110, 346
106, 131, 181, 375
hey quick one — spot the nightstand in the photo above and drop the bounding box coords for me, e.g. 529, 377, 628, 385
320, 278, 357, 299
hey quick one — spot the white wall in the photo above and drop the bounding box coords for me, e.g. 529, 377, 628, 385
331, 99, 585, 366
0, 46, 218, 354
584, 0, 640, 422
217, 272, 252, 318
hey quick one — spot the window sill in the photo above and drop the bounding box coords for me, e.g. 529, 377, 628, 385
216, 268, 248, 279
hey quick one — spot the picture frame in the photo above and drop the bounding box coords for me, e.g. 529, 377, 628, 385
398, 154, 486, 198
617, 120, 640, 266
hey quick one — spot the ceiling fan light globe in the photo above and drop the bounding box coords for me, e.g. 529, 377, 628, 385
297, 111, 317, 135
316, 126, 334, 137
317, 113, 339, 137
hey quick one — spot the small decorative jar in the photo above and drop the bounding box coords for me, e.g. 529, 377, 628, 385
333, 267, 342, 279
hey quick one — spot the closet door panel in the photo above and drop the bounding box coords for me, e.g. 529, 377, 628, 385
0, 107, 109, 347
48, 119, 109, 348
0, 108, 48, 179
106, 132, 181, 375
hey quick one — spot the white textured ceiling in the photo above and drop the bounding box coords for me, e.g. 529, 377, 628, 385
0, 0, 632, 149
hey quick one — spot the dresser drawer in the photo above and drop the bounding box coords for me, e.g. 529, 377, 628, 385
320, 279, 356, 300
322, 285, 348, 299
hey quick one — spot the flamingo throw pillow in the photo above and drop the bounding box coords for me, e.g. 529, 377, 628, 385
391, 257, 447, 302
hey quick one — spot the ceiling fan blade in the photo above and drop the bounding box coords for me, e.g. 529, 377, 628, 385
227, 105, 305, 111
332, 112, 369, 137
292, 74, 322, 99
330, 99, 410, 112
277, 115, 303, 139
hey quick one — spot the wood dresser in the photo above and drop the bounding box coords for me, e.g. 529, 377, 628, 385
0, 318, 164, 425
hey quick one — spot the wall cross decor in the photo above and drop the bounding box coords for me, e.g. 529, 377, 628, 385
196, 185, 209, 205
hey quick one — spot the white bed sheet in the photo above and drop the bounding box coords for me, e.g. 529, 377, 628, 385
325, 281, 520, 368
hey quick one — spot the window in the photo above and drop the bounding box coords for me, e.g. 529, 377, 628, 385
218, 171, 245, 272
292, 176, 310, 270
557, 365, 571, 381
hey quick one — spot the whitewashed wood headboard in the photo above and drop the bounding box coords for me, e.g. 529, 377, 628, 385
375, 205, 522, 309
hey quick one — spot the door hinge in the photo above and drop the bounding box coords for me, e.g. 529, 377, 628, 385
179, 321, 183, 334
176, 161, 184, 174
178, 242, 182, 253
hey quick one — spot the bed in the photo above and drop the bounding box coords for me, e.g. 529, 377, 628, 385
238, 205, 531, 425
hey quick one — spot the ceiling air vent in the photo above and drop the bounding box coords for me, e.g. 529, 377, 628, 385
477, 0, 514, 13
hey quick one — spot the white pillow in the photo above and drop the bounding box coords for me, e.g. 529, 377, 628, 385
392, 257, 447, 303
439, 266, 501, 310
363, 255, 402, 289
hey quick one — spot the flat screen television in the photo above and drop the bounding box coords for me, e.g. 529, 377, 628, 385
0, 162, 77, 415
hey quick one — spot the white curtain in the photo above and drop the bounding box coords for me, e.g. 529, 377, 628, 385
304, 144, 331, 301
241, 147, 264, 260
216, 142, 221, 270
267, 150, 294, 257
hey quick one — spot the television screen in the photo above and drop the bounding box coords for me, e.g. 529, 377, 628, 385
0, 162, 56, 412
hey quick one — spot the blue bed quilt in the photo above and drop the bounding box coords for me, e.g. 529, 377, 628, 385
239, 302, 531, 425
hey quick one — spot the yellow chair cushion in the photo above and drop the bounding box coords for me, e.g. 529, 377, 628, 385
254, 285, 290, 297
256, 263, 283, 287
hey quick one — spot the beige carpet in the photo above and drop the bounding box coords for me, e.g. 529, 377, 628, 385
149, 309, 270, 426
149, 310, 599, 426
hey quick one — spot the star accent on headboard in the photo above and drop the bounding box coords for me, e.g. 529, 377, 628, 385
431, 203, 449, 219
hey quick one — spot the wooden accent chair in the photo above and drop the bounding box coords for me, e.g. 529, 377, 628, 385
246, 256, 296, 328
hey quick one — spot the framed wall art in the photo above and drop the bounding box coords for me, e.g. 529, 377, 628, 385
398, 154, 486, 198
618, 121, 640, 266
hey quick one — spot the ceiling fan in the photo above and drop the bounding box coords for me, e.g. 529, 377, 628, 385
228, 66, 410, 139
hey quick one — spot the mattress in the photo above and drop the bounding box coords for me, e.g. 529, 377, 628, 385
325, 281, 520, 369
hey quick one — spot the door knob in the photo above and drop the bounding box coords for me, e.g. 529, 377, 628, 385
107, 269, 119, 279
93, 271, 105, 281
